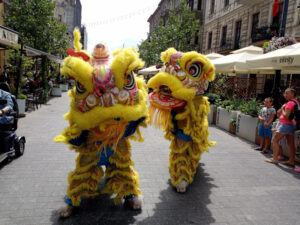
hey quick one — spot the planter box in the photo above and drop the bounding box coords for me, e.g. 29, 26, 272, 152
207, 105, 216, 124
51, 87, 62, 97
236, 112, 258, 143
216, 107, 238, 132
17, 99, 26, 116
60, 84, 68, 92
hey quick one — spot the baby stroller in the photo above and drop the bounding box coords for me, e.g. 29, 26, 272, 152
0, 82, 26, 163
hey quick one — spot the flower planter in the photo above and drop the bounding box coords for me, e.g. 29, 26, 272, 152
207, 105, 216, 124
236, 112, 258, 143
51, 87, 62, 97
216, 107, 238, 132
229, 123, 236, 134
17, 99, 26, 117
60, 84, 68, 92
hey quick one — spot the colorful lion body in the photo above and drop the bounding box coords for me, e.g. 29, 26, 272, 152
148, 48, 215, 192
55, 29, 148, 209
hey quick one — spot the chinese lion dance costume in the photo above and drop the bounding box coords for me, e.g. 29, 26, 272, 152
148, 48, 215, 193
55, 29, 148, 217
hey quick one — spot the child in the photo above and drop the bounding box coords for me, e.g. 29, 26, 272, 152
255, 97, 276, 153
272, 116, 285, 160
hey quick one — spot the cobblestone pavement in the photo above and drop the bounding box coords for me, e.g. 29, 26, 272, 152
0, 92, 300, 225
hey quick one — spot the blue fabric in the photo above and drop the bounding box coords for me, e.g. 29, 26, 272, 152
277, 123, 296, 135
122, 117, 145, 139
96, 145, 114, 167
258, 124, 272, 138
64, 196, 85, 206
175, 129, 193, 141
170, 110, 193, 141
64, 196, 73, 206
0, 89, 14, 124
69, 130, 89, 146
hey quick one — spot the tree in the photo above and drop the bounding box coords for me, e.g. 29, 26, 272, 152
3, 0, 70, 96
4, 0, 70, 55
138, 0, 200, 66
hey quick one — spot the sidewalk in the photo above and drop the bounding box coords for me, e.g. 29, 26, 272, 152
0, 92, 300, 225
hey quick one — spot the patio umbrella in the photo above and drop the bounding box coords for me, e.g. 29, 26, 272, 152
231, 45, 263, 54
211, 51, 264, 73
247, 43, 300, 71
138, 65, 160, 75
205, 52, 224, 60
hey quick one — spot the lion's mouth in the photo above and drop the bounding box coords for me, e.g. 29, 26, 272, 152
149, 85, 186, 109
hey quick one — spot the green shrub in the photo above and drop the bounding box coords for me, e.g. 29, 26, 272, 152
238, 98, 262, 117
17, 93, 27, 99
230, 117, 237, 126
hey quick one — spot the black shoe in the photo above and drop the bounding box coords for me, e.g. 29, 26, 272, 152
254, 147, 262, 151
261, 150, 269, 154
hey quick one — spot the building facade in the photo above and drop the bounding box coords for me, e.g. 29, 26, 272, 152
202, 0, 300, 55
55, 0, 86, 49
148, 0, 205, 50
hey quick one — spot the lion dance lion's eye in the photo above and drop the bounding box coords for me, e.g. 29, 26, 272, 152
188, 63, 202, 79
123, 72, 135, 90
76, 81, 86, 94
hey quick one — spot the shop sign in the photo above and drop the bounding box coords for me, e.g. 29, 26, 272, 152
0, 26, 18, 45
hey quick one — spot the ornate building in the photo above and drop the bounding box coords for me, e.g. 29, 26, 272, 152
202, 0, 300, 55
55, 0, 87, 49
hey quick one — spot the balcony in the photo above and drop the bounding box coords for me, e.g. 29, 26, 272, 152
251, 24, 278, 43
220, 39, 233, 52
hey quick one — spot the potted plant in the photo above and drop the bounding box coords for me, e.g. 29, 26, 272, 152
51, 84, 62, 97
60, 76, 69, 92
229, 117, 237, 134
216, 99, 239, 132
17, 93, 27, 116
236, 99, 262, 143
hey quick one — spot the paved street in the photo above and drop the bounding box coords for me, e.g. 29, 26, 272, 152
0, 92, 300, 225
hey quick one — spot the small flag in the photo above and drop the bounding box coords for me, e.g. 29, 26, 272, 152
272, 0, 279, 17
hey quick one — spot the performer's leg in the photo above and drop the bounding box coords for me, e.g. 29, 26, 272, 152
60, 153, 104, 218
169, 138, 193, 193
101, 138, 142, 209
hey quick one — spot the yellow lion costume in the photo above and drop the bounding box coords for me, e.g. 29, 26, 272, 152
55, 29, 148, 217
148, 48, 215, 193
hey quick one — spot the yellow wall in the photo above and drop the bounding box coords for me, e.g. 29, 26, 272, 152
0, 3, 3, 25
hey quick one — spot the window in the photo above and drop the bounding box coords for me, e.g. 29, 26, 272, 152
221, 26, 227, 47
208, 32, 212, 49
188, 0, 194, 11
194, 32, 199, 45
234, 21, 242, 49
251, 13, 259, 37
210, 0, 215, 14
197, 0, 202, 10
225, 0, 229, 6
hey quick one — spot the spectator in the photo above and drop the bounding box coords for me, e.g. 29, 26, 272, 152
272, 116, 285, 161
265, 88, 298, 167
255, 97, 276, 153
294, 137, 300, 173
0, 88, 14, 125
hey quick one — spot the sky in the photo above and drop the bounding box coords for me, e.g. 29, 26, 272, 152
80, 0, 161, 53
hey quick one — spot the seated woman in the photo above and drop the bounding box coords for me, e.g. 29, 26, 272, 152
0, 88, 14, 125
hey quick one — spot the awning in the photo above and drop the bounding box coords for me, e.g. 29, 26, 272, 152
24, 46, 63, 64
